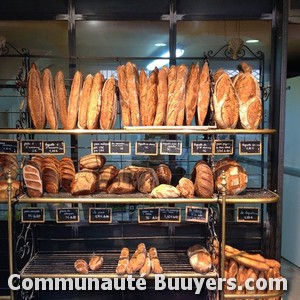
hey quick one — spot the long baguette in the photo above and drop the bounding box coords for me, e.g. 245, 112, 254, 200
67, 70, 83, 129
78, 74, 93, 129
55, 71, 68, 129
139, 68, 148, 126
145, 69, 158, 126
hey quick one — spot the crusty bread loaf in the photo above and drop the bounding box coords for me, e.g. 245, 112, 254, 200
125, 62, 140, 126
117, 65, 131, 127
116, 247, 130, 275
71, 170, 97, 196
100, 76, 117, 129
89, 255, 103, 271
74, 259, 89, 274
42, 68, 58, 129
197, 61, 211, 126
150, 184, 180, 198
97, 165, 118, 192
167, 65, 177, 108
127, 243, 147, 274
59, 157, 76, 193
153, 66, 168, 126
145, 69, 158, 126
213, 69, 239, 129
149, 247, 163, 274
191, 160, 214, 198
55, 71, 68, 129
135, 168, 159, 194
79, 154, 106, 170
233, 62, 262, 129
107, 169, 136, 194
188, 245, 212, 274
87, 72, 104, 129
0, 180, 20, 199
23, 161, 43, 198
67, 70, 83, 129
27, 64, 46, 129
78, 74, 93, 129
185, 63, 200, 125
139, 68, 148, 126
0, 154, 18, 180
42, 157, 59, 194
155, 164, 172, 185
139, 253, 151, 277
176, 177, 194, 198
166, 64, 188, 126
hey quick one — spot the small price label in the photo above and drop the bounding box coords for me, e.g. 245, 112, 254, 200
159, 207, 181, 222
135, 141, 158, 156
0, 140, 18, 154
21, 141, 43, 154
89, 208, 112, 223
239, 141, 261, 155
44, 141, 65, 155
138, 208, 159, 223
22, 208, 45, 223
214, 140, 234, 155
110, 141, 131, 155
237, 207, 260, 223
91, 141, 110, 154
56, 208, 79, 223
191, 141, 213, 155
185, 206, 208, 223
160, 140, 182, 155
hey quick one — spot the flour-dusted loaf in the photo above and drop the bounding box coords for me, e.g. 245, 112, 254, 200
176, 177, 194, 198
96, 165, 119, 192
116, 247, 130, 275
55, 71, 68, 129
150, 184, 180, 198
87, 72, 105, 129
23, 161, 43, 198
188, 245, 212, 274
125, 62, 140, 126
100, 76, 117, 129
135, 168, 159, 194
191, 160, 214, 198
71, 170, 97, 196
42, 68, 58, 129
27, 64, 46, 129
185, 63, 200, 126
78, 74, 93, 129
117, 65, 131, 127
212, 69, 239, 129
107, 169, 136, 194
79, 154, 106, 170
233, 62, 262, 129
153, 66, 168, 126
197, 61, 211, 126
67, 70, 83, 129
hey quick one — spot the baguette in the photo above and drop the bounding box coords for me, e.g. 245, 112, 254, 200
116, 247, 130, 275
78, 74, 93, 129
100, 76, 117, 129
185, 63, 200, 125
145, 70, 158, 126
42, 68, 58, 130
149, 247, 163, 274
139, 68, 148, 126
67, 70, 83, 129
27, 64, 46, 129
127, 243, 147, 274
87, 72, 104, 129
125, 62, 140, 126
153, 66, 168, 126
117, 65, 131, 126
55, 71, 68, 129
139, 253, 151, 277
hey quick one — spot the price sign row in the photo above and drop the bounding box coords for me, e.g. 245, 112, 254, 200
0, 140, 65, 155
138, 206, 209, 224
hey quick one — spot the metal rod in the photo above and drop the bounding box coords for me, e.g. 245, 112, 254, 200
7, 171, 14, 300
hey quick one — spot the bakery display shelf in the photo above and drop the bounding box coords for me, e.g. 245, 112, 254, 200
218, 189, 279, 204
20, 250, 218, 279
224, 291, 284, 299
16, 192, 218, 204
0, 128, 276, 135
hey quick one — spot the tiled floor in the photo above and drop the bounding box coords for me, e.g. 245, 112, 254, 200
281, 258, 300, 299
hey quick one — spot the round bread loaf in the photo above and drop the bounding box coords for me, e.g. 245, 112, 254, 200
155, 164, 172, 185
136, 168, 159, 194
176, 177, 194, 198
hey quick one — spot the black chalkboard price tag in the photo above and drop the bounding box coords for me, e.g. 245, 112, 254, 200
138, 208, 159, 223
160, 140, 182, 155
110, 141, 131, 155
44, 141, 65, 155
135, 141, 158, 156
22, 208, 45, 223
237, 207, 260, 223
89, 208, 112, 223
191, 141, 213, 155
185, 206, 208, 223
214, 140, 234, 155
239, 141, 262, 155
21, 141, 43, 154
91, 141, 110, 154
159, 207, 181, 223
56, 208, 79, 223
0, 140, 18, 154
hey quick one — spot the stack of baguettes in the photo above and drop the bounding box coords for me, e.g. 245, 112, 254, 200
27, 64, 117, 130
117, 61, 211, 127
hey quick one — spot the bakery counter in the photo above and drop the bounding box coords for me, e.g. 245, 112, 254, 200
218, 189, 279, 204
16, 192, 218, 204
20, 250, 218, 279
0, 127, 276, 135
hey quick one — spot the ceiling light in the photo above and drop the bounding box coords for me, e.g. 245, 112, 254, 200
246, 39, 260, 44
146, 48, 184, 71
155, 43, 167, 47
